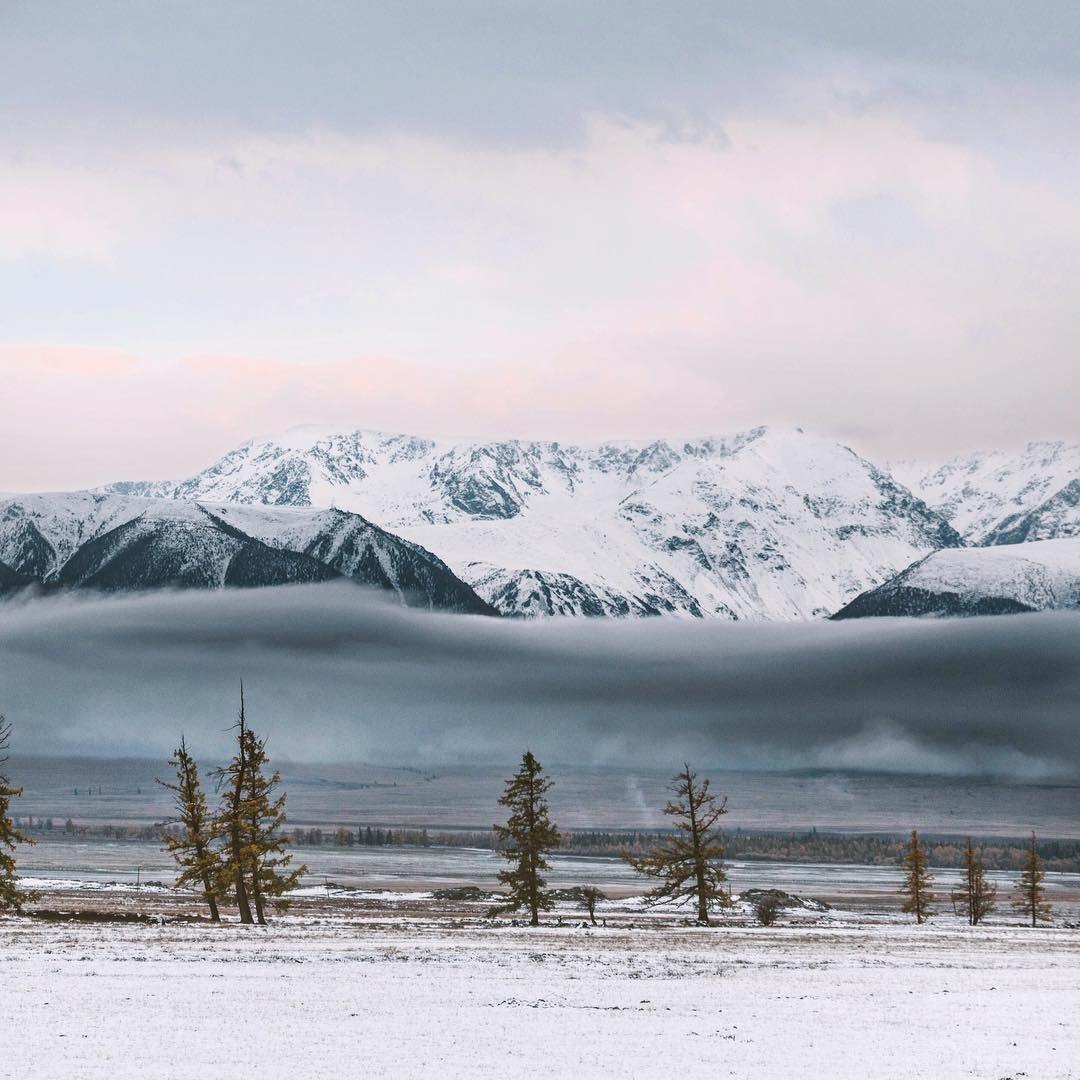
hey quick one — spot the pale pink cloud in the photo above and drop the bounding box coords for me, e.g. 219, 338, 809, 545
0, 344, 140, 378
0, 344, 740, 492
1, 98, 1078, 481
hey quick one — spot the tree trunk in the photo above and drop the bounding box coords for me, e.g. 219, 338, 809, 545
251, 869, 267, 926
528, 785, 539, 927
200, 871, 221, 923
194, 838, 221, 923
233, 861, 253, 924
231, 691, 255, 925
230, 796, 253, 924
686, 773, 709, 926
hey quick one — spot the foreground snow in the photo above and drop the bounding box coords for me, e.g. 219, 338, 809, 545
3, 895, 1077, 1079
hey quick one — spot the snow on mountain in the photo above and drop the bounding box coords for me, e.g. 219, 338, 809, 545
209, 503, 493, 611
0, 492, 492, 612
894, 440, 1079, 545
832, 537, 1080, 618
103, 425, 963, 619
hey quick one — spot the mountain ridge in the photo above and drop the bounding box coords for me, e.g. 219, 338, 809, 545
97, 424, 965, 619
832, 537, 1080, 618
0, 492, 494, 614
893, 439, 1079, 545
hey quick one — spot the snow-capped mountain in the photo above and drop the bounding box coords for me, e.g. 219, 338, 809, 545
0, 492, 492, 613
894, 440, 1079, 546
103, 425, 963, 619
832, 537, 1080, 618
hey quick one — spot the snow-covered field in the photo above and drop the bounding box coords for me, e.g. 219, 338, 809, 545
4, 887, 1078, 1079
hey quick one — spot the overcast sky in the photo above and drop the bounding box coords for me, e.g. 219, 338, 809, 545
2, 2, 1079, 490
2, 586, 1078, 779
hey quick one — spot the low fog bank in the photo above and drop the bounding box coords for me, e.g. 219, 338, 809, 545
1, 584, 1077, 780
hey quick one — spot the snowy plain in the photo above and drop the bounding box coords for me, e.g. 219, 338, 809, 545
3, 889, 1077, 1080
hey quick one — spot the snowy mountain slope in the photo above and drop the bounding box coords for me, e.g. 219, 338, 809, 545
0, 493, 492, 612
894, 441, 1079, 545
0, 492, 337, 593
54, 504, 339, 592
209, 503, 493, 612
104, 425, 963, 619
832, 537, 1080, 618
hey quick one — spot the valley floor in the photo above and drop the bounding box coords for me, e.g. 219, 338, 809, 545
3, 887, 1077, 1080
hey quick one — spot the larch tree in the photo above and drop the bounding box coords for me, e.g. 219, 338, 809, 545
0, 716, 38, 914
900, 829, 934, 924
953, 837, 996, 926
157, 736, 223, 922
212, 686, 256, 925
625, 765, 730, 926
492, 750, 561, 926
238, 725, 305, 925
1012, 831, 1052, 927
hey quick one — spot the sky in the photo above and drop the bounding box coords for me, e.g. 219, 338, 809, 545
2, 2, 1080, 491
2, 585, 1078, 779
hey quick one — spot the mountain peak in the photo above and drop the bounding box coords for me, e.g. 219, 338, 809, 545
82, 424, 967, 620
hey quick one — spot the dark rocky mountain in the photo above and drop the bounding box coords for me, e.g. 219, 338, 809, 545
0, 493, 493, 614
0, 558, 35, 592
832, 537, 1080, 618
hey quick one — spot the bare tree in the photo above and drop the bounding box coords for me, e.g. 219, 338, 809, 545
625, 765, 730, 926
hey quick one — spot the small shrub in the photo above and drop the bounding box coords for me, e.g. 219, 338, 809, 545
753, 892, 783, 926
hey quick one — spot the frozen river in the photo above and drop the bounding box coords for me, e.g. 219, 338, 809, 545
19, 837, 1080, 914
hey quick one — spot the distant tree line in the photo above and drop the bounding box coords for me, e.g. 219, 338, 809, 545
17, 819, 1080, 877
303, 825, 1079, 874
291, 826, 432, 847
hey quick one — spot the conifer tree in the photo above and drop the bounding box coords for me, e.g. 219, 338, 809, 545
1012, 831, 1051, 927
900, 829, 934, 923
238, 725, 305, 924
212, 686, 256, 924
625, 765, 730, 926
953, 837, 996, 926
0, 716, 38, 914
492, 750, 561, 926
157, 736, 223, 922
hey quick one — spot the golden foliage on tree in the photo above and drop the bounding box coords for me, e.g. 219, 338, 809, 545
626, 765, 730, 926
